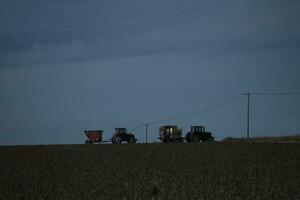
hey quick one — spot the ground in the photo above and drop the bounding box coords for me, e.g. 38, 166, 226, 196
0, 142, 299, 200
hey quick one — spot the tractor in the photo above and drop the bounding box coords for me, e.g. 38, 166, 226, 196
111, 128, 137, 144
185, 126, 214, 143
158, 125, 184, 143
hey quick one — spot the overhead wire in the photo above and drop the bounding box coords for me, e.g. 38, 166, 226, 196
130, 92, 300, 139
146, 95, 244, 125
252, 92, 300, 96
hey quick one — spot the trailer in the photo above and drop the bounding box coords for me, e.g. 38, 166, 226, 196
84, 130, 103, 144
158, 125, 184, 143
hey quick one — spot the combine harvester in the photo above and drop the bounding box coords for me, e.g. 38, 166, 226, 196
84, 128, 137, 144
158, 125, 214, 143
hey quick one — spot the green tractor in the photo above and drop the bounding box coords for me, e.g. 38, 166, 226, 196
185, 126, 214, 143
111, 128, 137, 144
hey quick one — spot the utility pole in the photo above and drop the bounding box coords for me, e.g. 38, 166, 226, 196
142, 123, 149, 143
243, 93, 251, 139
242, 92, 300, 139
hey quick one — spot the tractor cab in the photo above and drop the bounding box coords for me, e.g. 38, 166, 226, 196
185, 125, 214, 143
115, 128, 127, 135
191, 126, 206, 133
111, 128, 137, 144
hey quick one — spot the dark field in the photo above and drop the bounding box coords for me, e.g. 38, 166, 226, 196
0, 143, 299, 200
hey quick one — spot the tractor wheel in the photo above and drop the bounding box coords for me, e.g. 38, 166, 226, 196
185, 133, 192, 143
113, 135, 123, 144
191, 134, 200, 143
127, 137, 136, 144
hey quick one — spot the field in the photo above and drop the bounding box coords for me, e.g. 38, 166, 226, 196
223, 135, 300, 142
0, 142, 299, 200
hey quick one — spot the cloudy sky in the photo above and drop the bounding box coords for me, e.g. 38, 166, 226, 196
1, 0, 300, 145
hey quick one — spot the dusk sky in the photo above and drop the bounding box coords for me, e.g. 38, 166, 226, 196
1, 0, 300, 145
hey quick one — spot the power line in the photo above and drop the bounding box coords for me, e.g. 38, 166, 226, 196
130, 125, 143, 133
252, 92, 300, 96
147, 95, 243, 125
137, 95, 243, 143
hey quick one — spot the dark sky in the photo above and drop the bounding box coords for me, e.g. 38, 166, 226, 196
1, 0, 300, 145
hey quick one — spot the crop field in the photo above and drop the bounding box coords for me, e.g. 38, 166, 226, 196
0, 142, 299, 200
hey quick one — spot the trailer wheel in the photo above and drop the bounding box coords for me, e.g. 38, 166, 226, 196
185, 133, 192, 143
175, 138, 183, 143
162, 137, 169, 143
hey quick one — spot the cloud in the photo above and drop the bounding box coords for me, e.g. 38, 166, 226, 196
1, 0, 299, 69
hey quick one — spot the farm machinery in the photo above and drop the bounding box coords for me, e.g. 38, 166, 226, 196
185, 126, 214, 142
85, 130, 103, 144
111, 128, 137, 144
158, 125, 184, 143
158, 125, 214, 143
84, 128, 137, 144
85, 126, 213, 144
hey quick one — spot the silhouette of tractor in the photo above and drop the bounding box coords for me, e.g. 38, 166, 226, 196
158, 125, 184, 143
185, 126, 214, 143
111, 128, 137, 144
